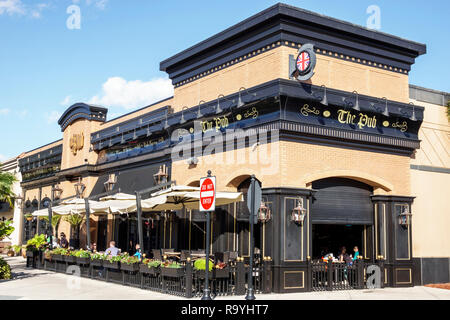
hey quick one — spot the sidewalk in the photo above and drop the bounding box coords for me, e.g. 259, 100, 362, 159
1, 256, 449, 300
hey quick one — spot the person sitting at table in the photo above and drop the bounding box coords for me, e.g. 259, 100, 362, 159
338, 246, 352, 264
133, 243, 142, 260
105, 241, 119, 257
352, 246, 360, 261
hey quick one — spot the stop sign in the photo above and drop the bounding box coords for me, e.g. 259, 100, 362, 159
200, 176, 216, 212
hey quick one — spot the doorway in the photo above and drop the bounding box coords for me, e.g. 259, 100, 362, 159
312, 224, 364, 259
97, 216, 108, 251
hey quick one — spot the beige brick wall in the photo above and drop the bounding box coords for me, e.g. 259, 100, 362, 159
171, 44, 410, 112
172, 139, 410, 195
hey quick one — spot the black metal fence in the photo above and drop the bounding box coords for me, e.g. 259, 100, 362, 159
311, 260, 384, 291
38, 255, 273, 298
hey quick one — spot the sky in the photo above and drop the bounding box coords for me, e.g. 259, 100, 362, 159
0, 0, 449, 161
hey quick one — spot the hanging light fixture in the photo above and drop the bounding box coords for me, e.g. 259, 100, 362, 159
216, 95, 224, 114
409, 102, 417, 121
164, 112, 170, 130
291, 198, 307, 225
353, 91, 360, 111
258, 201, 271, 223
74, 177, 86, 198
180, 107, 187, 124
51, 183, 63, 200
146, 125, 152, 137
320, 85, 328, 106
398, 205, 412, 228
382, 97, 389, 117
237, 89, 245, 108
104, 173, 117, 192
197, 100, 205, 118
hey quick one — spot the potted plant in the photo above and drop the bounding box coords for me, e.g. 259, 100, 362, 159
120, 255, 140, 272
140, 259, 161, 275
63, 214, 84, 249
50, 248, 67, 262
64, 250, 76, 263
25, 234, 46, 257
160, 261, 184, 277
90, 253, 106, 267
104, 255, 122, 270
193, 258, 214, 279
74, 250, 91, 265
214, 262, 230, 278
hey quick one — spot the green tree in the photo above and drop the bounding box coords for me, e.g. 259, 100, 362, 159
41, 215, 62, 237
64, 214, 84, 246
0, 220, 14, 241
0, 166, 17, 208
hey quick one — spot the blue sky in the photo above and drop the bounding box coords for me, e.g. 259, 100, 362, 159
0, 0, 449, 161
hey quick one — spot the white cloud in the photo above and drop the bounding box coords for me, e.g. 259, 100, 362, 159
95, 0, 107, 10
0, 108, 10, 115
16, 109, 28, 118
46, 110, 62, 124
89, 77, 174, 110
60, 95, 72, 106
0, 0, 25, 16
0, 154, 7, 162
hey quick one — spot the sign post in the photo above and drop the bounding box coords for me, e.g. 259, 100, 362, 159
200, 170, 216, 300
245, 175, 261, 300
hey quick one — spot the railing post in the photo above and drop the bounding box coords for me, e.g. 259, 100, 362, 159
185, 259, 193, 298
236, 257, 246, 295
357, 259, 364, 289
378, 259, 385, 288
306, 256, 312, 291
327, 259, 333, 291
263, 257, 273, 293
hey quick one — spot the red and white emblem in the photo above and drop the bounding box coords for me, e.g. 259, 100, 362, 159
296, 51, 311, 72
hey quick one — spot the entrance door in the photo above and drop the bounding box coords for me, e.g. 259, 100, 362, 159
97, 216, 108, 251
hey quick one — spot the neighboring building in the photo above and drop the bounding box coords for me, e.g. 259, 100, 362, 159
409, 85, 450, 285
0, 156, 23, 248
14, 3, 449, 292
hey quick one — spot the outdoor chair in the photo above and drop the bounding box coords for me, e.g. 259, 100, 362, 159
152, 249, 162, 260
180, 250, 191, 262
162, 248, 174, 253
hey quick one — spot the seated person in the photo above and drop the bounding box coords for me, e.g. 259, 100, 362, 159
338, 246, 352, 264
352, 246, 360, 261
133, 243, 142, 260
104, 241, 120, 257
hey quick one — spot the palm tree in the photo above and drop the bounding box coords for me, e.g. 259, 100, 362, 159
41, 215, 62, 238
0, 166, 17, 208
63, 214, 84, 248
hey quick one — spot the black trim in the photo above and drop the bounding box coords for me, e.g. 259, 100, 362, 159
160, 3, 426, 85
58, 103, 108, 132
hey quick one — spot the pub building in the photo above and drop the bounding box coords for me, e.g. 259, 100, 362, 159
16, 3, 450, 293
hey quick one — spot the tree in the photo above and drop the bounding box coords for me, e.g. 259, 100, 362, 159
0, 220, 14, 241
0, 166, 17, 208
41, 215, 62, 237
63, 214, 84, 246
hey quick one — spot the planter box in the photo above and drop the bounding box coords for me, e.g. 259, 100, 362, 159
65, 255, 76, 263
121, 263, 140, 272
104, 260, 120, 270
161, 267, 184, 277
91, 259, 103, 267
139, 264, 159, 275
52, 254, 64, 262
76, 257, 90, 265
214, 267, 230, 278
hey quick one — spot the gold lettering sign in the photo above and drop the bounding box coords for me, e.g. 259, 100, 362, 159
70, 132, 84, 156
337, 109, 376, 129
201, 116, 229, 133
300, 104, 320, 116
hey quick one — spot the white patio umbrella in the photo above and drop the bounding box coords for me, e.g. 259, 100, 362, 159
94, 192, 137, 214
140, 187, 243, 211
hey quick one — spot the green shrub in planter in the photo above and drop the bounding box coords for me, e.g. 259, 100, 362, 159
0, 257, 12, 280
194, 258, 214, 271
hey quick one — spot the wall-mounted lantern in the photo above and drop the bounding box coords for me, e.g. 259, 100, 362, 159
398, 205, 412, 228
74, 177, 86, 198
154, 165, 169, 185
291, 198, 307, 225
104, 173, 117, 192
258, 201, 271, 223
51, 183, 63, 200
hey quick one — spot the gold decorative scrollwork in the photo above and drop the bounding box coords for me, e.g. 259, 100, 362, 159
392, 121, 408, 132
244, 107, 258, 119
70, 133, 84, 156
300, 104, 320, 117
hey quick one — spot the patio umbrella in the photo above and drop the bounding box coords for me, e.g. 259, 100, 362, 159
141, 188, 243, 211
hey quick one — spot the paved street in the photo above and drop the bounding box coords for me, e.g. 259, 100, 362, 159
1, 256, 450, 300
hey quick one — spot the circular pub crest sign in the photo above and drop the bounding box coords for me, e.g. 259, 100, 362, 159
293, 43, 316, 81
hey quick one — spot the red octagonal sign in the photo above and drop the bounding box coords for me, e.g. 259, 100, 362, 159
200, 176, 216, 212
